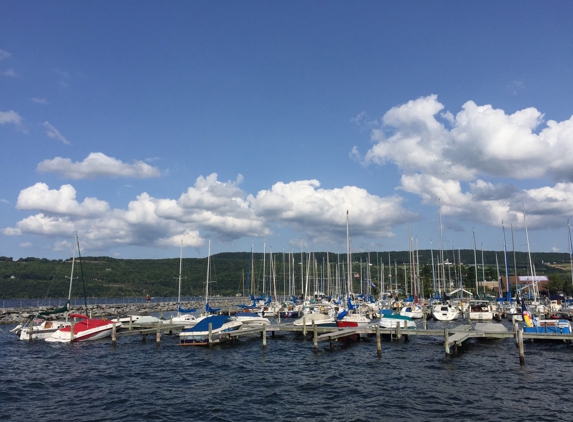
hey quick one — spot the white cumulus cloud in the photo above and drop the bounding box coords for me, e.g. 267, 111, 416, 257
37, 152, 161, 180
358, 95, 573, 230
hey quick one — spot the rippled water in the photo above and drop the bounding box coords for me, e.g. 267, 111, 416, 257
1, 319, 572, 421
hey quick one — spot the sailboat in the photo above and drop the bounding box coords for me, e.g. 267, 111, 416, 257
14, 236, 78, 340
46, 234, 120, 342
179, 241, 242, 345
170, 240, 197, 326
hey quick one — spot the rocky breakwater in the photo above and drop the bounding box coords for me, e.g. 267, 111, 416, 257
0, 298, 242, 325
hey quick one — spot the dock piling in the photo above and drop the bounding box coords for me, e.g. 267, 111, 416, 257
208, 323, 213, 348
376, 325, 381, 358
156, 322, 161, 346
313, 322, 318, 354
444, 328, 450, 357
112, 321, 117, 346
262, 324, 267, 350
70, 319, 75, 343
518, 329, 525, 365
396, 321, 401, 342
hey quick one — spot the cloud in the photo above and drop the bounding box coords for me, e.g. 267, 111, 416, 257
43, 121, 70, 145
37, 152, 161, 180
16, 183, 110, 217
358, 95, 573, 229
0, 110, 22, 125
19, 242, 33, 248
0, 49, 11, 60
249, 179, 417, 244
3, 68, 17, 77
362, 95, 573, 182
3, 174, 417, 254
32, 97, 48, 105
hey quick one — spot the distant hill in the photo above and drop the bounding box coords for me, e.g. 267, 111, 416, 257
0, 250, 571, 299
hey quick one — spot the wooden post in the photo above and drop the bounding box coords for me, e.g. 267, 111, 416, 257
70, 319, 75, 343
303, 315, 307, 337
514, 322, 519, 347
444, 327, 450, 357
262, 324, 267, 350
396, 321, 401, 342
208, 322, 213, 348
156, 322, 161, 346
278, 310, 281, 324
423, 311, 427, 330
329, 337, 334, 350
129, 315, 133, 331
518, 329, 525, 365
313, 322, 318, 354
89, 309, 92, 319
376, 325, 381, 358
111, 321, 117, 346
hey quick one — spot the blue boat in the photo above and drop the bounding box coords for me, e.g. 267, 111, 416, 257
179, 315, 242, 346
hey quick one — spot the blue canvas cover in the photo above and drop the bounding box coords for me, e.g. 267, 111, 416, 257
178, 306, 197, 313
205, 303, 221, 313
182, 315, 230, 333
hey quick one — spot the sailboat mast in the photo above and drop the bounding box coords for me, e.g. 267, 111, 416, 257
178, 239, 183, 313
568, 220, 573, 293
472, 228, 479, 297
502, 221, 512, 300
523, 210, 538, 300
205, 240, 211, 304
346, 210, 352, 296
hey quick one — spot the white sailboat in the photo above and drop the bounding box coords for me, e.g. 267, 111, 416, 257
16, 234, 82, 340
170, 240, 198, 326
46, 234, 121, 342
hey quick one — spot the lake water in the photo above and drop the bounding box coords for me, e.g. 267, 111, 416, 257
1, 318, 572, 421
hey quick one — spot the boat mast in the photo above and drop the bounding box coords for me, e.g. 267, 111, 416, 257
205, 240, 211, 305
523, 210, 538, 301
472, 227, 479, 297
568, 220, 573, 293
177, 238, 183, 316
346, 210, 352, 296
502, 221, 512, 301
65, 232, 78, 321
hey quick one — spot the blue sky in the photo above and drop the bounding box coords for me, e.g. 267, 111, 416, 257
1, 1, 573, 259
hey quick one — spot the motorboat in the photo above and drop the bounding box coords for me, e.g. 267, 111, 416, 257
45, 314, 119, 342
179, 315, 242, 346
399, 303, 423, 319
17, 318, 71, 341
468, 301, 494, 321
432, 303, 459, 321
376, 313, 416, 330
293, 313, 337, 328
235, 312, 271, 326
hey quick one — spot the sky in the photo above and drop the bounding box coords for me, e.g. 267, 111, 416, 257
1, 1, 573, 260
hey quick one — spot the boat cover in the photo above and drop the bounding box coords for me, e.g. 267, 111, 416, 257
178, 306, 197, 314
182, 315, 229, 332
205, 303, 221, 313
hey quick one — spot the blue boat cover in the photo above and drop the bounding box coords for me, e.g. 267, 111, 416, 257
178, 306, 197, 313
182, 315, 230, 332
347, 297, 358, 310
379, 309, 393, 316
337, 309, 348, 320
205, 303, 221, 313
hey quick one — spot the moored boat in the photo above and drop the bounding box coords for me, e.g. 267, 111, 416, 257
45, 314, 119, 342
179, 315, 242, 346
